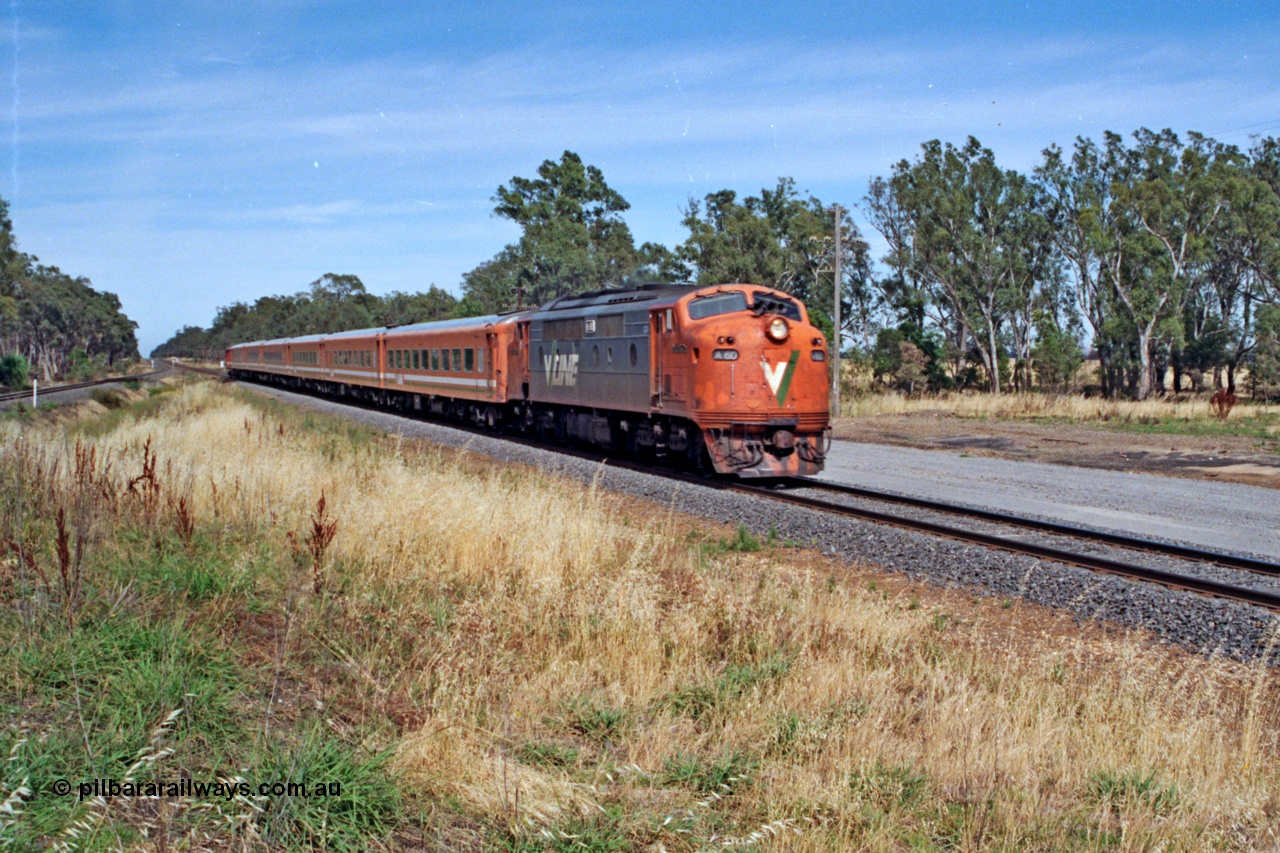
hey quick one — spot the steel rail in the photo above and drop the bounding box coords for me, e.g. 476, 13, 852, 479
0, 367, 170, 403
785, 477, 1280, 579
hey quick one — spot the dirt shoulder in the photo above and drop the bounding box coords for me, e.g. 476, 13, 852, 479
833, 412, 1280, 488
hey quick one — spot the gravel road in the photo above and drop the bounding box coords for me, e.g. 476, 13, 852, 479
817, 442, 1280, 561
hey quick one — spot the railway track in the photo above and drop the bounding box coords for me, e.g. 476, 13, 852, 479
218, 372, 1280, 613
0, 364, 171, 404
727, 478, 1280, 612
167, 361, 228, 379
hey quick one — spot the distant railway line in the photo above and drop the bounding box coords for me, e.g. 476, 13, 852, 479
182, 361, 1280, 613
0, 364, 171, 404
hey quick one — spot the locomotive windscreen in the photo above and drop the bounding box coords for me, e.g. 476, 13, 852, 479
688, 292, 749, 320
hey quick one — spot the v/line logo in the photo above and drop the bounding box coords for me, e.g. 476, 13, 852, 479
761, 351, 800, 405
543, 343, 579, 387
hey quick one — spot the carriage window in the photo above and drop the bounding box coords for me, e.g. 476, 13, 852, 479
477, 348, 484, 374
453, 348, 462, 372
411, 350, 418, 370
442, 349, 451, 371
688, 292, 749, 320
431, 349, 439, 371
464, 348, 474, 372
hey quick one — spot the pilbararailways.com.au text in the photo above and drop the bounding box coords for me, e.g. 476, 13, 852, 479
49, 778, 344, 801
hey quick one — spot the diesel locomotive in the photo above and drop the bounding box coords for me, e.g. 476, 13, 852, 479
226, 283, 831, 477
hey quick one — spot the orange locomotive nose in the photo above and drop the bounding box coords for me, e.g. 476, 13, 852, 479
677, 285, 831, 477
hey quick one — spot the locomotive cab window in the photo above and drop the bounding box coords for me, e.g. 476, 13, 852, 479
688, 292, 749, 320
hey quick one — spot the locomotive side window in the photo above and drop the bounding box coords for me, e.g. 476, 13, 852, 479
688, 292, 749, 320
464, 348, 474, 372
596, 314, 624, 337
543, 318, 585, 340
592, 345, 599, 367
629, 344, 638, 366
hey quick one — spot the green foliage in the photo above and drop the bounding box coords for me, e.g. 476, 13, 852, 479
564, 698, 628, 741
871, 323, 949, 393
662, 750, 758, 792
1254, 304, 1280, 400
1087, 770, 1180, 815
1032, 313, 1085, 392
516, 742, 580, 767
674, 179, 875, 348
2, 257, 139, 379
460, 151, 641, 312
247, 732, 402, 851
90, 386, 126, 408
849, 759, 930, 811
0, 352, 28, 389
664, 652, 794, 719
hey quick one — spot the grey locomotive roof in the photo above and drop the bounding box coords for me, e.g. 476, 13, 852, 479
532, 283, 700, 315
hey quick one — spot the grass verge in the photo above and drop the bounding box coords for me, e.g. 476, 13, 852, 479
0, 382, 1276, 850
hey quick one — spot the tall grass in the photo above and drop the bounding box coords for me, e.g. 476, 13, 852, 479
1, 383, 1277, 850
843, 390, 1280, 430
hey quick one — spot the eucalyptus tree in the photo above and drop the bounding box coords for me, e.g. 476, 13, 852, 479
884, 137, 1051, 393
1188, 143, 1280, 391
490, 151, 638, 305
674, 179, 873, 348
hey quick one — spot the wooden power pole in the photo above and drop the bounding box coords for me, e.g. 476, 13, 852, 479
831, 204, 842, 418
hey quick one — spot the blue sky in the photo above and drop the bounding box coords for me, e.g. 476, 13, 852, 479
9, 1, 1280, 354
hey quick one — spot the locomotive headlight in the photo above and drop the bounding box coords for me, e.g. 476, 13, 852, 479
766, 317, 790, 343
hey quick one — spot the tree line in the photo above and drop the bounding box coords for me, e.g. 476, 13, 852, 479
157, 133, 1280, 400
0, 198, 139, 389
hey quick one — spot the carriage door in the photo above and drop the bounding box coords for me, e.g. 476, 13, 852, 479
513, 321, 531, 399
484, 331, 497, 399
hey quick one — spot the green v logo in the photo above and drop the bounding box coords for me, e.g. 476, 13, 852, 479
761, 351, 800, 405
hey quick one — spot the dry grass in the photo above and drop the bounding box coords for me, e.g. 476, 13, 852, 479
842, 390, 1280, 425
3, 383, 1279, 850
